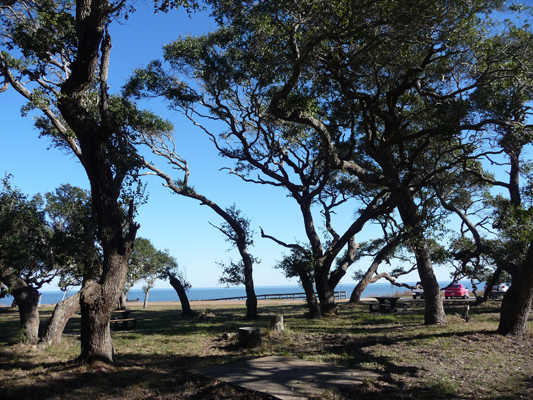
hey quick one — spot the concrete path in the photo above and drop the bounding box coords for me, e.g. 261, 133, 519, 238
192, 355, 382, 400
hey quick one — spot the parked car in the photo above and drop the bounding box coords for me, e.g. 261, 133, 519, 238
412, 282, 424, 299
484, 284, 509, 299
444, 284, 469, 299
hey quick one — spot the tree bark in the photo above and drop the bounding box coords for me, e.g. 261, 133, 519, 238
78, 280, 122, 365
314, 266, 337, 315
143, 288, 150, 309
350, 260, 381, 304
168, 273, 194, 317
0, 270, 40, 343
241, 249, 257, 319
40, 291, 81, 347
498, 240, 533, 335
496, 141, 533, 335
117, 292, 127, 310
55, 2, 139, 364
297, 267, 321, 318
13, 285, 41, 343
349, 237, 402, 304
498, 279, 533, 336
397, 195, 447, 325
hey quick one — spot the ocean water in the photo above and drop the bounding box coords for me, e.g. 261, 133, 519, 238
0, 281, 475, 306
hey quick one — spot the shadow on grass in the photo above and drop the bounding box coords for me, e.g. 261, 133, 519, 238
320, 328, 496, 369
332, 379, 528, 400
1, 352, 279, 400
1, 337, 528, 400
1, 302, 527, 400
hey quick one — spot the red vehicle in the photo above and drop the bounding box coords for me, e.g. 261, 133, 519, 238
444, 284, 469, 299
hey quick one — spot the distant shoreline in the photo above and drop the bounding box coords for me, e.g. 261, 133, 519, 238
1, 298, 357, 308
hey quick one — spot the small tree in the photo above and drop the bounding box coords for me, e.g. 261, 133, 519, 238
142, 275, 158, 309
0, 0, 181, 365
212, 205, 260, 319
160, 263, 193, 317
125, 131, 259, 318
128, 237, 175, 308
45, 184, 101, 289
0, 174, 54, 343
275, 246, 319, 317
40, 184, 99, 346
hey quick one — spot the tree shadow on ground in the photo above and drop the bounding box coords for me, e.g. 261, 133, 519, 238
2, 302, 528, 400
2, 338, 530, 400
1, 352, 279, 400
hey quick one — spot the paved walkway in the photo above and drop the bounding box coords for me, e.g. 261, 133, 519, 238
193, 355, 382, 400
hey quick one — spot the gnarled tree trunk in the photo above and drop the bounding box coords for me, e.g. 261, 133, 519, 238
56, 1, 139, 364
241, 248, 257, 319
349, 237, 402, 304
498, 280, 533, 336
0, 270, 40, 343
498, 242, 533, 335
397, 195, 446, 325
13, 285, 41, 343
40, 290, 81, 347
297, 268, 321, 319
78, 279, 128, 364
117, 292, 127, 310
168, 272, 194, 317
314, 267, 337, 315
350, 266, 378, 304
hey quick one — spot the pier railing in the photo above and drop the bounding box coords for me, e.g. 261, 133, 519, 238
200, 291, 347, 302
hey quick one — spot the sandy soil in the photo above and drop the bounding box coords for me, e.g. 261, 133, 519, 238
2, 298, 356, 308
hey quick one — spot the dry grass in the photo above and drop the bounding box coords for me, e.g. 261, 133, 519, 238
1, 300, 532, 399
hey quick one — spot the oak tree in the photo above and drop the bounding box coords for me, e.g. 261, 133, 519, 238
0, 0, 177, 363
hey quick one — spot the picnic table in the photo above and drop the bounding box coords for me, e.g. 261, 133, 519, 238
370, 296, 402, 313
111, 309, 141, 330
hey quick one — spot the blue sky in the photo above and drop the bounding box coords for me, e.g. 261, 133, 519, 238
0, 5, 452, 291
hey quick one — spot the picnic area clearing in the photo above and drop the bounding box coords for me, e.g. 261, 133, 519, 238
0, 299, 532, 399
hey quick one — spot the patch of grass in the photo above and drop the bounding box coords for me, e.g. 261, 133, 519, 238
1, 300, 532, 399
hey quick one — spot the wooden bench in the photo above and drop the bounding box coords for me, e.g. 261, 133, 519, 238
111, 318, 143, 330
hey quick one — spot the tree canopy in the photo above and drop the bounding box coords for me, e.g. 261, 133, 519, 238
124, 0, 533, 325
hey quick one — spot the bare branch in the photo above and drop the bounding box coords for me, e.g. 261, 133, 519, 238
259, 226, 303, 251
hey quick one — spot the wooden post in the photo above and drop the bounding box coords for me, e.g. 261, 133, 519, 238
269, 314, 284, 332
239, 327, 261, 347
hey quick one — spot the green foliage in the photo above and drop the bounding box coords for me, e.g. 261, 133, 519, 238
275, 246, 314, 282
7, 0, 77, 61
123, 60, 199, 107
0, 173, 54, 288
217, 259, 245, 287
490, 196, 533, 267
45, 184, 100, 288
110, 95, 174, 138
128, 237, 178, 290
153, 0, 200, 14
216, 205, 254, 248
